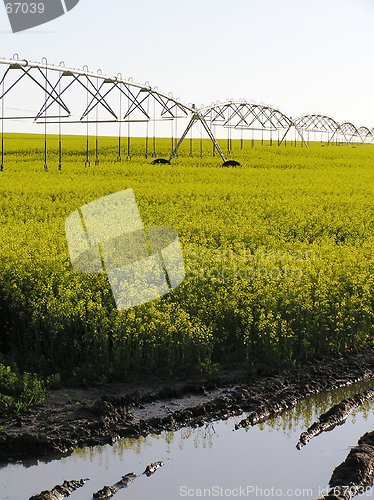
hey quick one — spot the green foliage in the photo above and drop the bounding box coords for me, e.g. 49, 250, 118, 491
45, 372, 62, 390
0, 134, 373, 382
0, 363, 46, 416
199, 357, 220, 376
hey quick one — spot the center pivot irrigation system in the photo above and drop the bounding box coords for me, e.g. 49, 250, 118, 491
0, 55, 373, 171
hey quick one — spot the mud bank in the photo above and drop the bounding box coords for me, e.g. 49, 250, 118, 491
92, 461, 164, 499
29, 461, 164, 500
29, 479, 89, 499
319, 430, 374, 500
0, 350, 373, 464
92, 472, 136, 499
296, 388, 374, 449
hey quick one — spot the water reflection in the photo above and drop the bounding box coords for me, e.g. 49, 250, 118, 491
0, 378, 372, 500
70, 378, 374, 462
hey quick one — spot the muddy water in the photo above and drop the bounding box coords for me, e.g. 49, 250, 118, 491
0, 380, 373, 500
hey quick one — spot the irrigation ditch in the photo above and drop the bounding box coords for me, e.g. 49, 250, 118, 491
0, 349, 373, 499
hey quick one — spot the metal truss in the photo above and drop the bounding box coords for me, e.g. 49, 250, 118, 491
340, 122, 360, 143
294, 115, 373, 146
170, 101, 309, 160
294, 114, 344, 145
294, 114, 340, 133
199, 101, 308, 146
0, 56, 190, 123
357, 126, 372, 143
0, 56, 373, 171
170, 107, 227, 161
0, 56, 173, 168
0, 55, 229, 167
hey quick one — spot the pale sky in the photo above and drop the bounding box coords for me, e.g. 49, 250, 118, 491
0, 0, 373, 127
